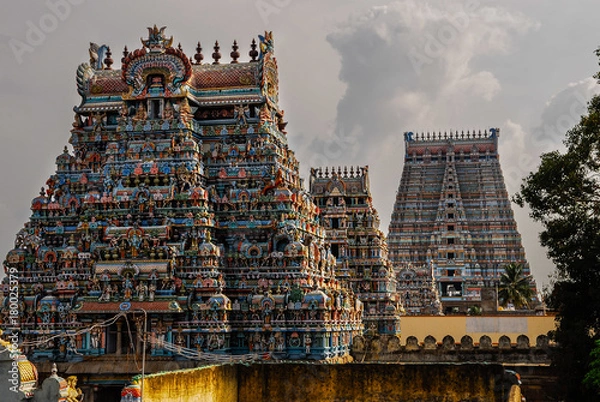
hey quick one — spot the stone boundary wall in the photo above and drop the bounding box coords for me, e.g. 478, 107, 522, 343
351, 334, 552, 364
142, 362, 512, 402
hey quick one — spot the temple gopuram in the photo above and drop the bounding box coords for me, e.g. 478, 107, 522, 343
1, 27, 372, 363
310, 166, 402, 334
388, 130, 537, 314
396, 263, 442, 316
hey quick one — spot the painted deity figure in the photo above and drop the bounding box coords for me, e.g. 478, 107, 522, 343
154, 321, 166, 348
123, 286, 133, 301
304, 334, 312, 354
90, 327, 101, 349
148, 283, 156, 301
268, 333, 276, 351
136, 282, 147, 301
133, 103, 147, 122
195, 333, 205, 350
163, 101, 174, 119
175, 330, 185, 347
276, 334, 285, 352
124, 274, 134, 291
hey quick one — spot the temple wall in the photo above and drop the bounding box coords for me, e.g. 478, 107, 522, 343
401, 315, 556, 344
141, 365, 237, 402
237, 363, 502, 402
142, 363, 507, 402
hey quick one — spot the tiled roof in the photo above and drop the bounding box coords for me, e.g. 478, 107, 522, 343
190, 63, 259, 89
94, 260, 169, 274
75, 300, 182, 313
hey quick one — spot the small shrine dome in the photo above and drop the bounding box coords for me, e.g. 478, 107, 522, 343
274, 187, 293, 202
385, 304, 397, 313
208, 293, 231, 310
61, 245, 80, 260
31, 193, 48, 210
198, 240, 220, 257
6, 248, 27, 264
303, 289, 329, 309
55, 147, 74, 165
36, 246, 57, 261
284, 240, 306, 257
398, 268, 416, 280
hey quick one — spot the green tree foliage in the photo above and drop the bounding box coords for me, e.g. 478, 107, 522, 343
514, 49, 600, 401
584, 340, 600, 393
497, 263, 534, 309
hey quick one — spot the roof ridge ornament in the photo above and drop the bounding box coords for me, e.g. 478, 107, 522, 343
89, 42, 109, 70
258, 31, 274, 57
141, 25, 174, 52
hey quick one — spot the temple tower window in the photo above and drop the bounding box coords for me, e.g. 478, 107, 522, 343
148, 98, 164, 119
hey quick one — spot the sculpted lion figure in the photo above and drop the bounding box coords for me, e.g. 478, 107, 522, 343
66, 376, 83, 402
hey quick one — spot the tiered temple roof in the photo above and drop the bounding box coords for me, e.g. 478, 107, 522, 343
1, 27, 363, 362
310, 166, 403, 334
389, 129, 537, 314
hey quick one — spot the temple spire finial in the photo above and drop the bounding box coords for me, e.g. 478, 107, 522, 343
249, 38, 258, 62
212, 41, 221, 64
194, 42, 203, 65
230, 40, 240, 63
121, 45, 129, 64
104, 46, 113, 70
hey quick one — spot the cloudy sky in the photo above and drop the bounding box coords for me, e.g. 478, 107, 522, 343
0, 0, 599, 289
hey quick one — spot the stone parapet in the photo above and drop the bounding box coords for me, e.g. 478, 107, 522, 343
351, 334, 552, 364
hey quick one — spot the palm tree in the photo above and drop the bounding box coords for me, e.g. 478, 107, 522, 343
497, 263, 534, 309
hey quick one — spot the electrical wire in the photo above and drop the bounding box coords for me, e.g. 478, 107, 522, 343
17, 312, 127, 347
3, 311, 270, 364
157, 337, 270, 363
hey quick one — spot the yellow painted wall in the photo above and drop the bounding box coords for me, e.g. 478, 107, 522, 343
143, 363, 502, 402
142, 364, 237, 402
237, 363, 500, 402
400, 315, 556, 344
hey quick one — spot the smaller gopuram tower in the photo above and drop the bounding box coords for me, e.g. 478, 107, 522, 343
397, 262, 442, 315
310, 166, 402, 335
388, 129, 536, 314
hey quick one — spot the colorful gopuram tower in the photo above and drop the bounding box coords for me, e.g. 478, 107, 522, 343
1, 27, 363, 362
388, 129, 535, 314
310, 166, 402, 334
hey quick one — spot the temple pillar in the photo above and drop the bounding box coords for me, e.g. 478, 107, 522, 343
116, 321, 122, 355
85, 332, 90, 354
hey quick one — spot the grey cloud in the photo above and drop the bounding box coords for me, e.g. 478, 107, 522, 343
501, 77, 600, 195
305, 0, 538, 169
